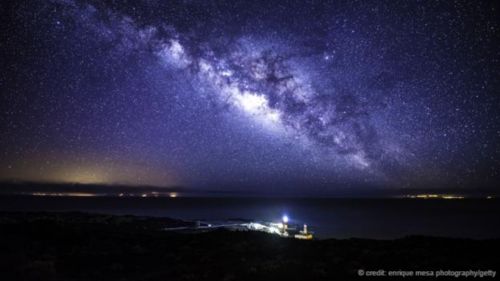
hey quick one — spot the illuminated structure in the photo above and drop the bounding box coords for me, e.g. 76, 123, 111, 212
294, 224, 313, 240
282, 215, 289, 234
244, 215, 313, 240
164, 215, 314, 239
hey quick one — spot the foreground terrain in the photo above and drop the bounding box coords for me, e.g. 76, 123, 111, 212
0, 212, 498, 280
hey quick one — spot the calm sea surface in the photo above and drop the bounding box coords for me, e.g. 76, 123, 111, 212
1, 196, 499, 239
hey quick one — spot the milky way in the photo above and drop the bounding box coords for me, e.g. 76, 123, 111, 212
1, 0, 498, 191
157, 36, 381, 167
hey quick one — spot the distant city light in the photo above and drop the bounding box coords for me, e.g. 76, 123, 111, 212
30, 192, 97, 197
405, 194, 466, 199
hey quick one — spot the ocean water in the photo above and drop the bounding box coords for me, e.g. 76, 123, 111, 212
1, 196, 499, 239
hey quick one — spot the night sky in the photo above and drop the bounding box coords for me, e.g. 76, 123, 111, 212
1, 0, 499, 192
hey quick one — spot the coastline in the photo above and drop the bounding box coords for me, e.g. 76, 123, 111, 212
1, 211, 498, 280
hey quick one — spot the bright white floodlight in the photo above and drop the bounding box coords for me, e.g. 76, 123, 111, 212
282, 215, 289, 223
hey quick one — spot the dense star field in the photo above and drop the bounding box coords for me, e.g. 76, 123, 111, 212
1, 0, 499, 192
